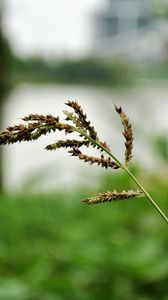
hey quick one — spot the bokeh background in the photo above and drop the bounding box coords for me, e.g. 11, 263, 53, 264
0, 0, 168, 299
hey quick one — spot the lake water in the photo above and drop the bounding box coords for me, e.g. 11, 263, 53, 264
3, 82, 168, 192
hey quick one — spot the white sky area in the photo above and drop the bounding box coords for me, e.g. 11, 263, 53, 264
3, 0, 104, 58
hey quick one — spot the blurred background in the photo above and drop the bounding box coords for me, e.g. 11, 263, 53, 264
0, 0, 168, 299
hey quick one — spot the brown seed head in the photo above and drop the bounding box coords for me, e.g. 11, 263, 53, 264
69, 148, 119, 169
45, 139, 89, 151
22, 114, 59, 123
65, 100, 98, 140
115, 105, 133, 165
83, 190, 144, 205
0, 116, 74, 145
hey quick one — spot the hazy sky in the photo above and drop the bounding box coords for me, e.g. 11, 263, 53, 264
4, 0, 104, 58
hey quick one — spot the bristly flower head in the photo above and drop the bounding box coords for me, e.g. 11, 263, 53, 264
83, 190, 144, 205
115, 105, 133, 165
65, 100, 98, 140
1, 101, 168, 224
0, 101, 144, 205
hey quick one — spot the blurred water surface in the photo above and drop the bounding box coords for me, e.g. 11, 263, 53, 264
3, 82, 168, 191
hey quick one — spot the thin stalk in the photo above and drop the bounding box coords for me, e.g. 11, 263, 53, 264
104, 149, 168, 224
75, 127, 168, 224
123, 167, 168, 224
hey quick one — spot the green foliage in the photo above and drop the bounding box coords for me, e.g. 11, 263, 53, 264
53, 58, 131, 85
0, 10, 13, 191
153, 0, 168, 19
0, 11, 12, 97
0, 171, 167, 299
153, 134, 168, 163
11, 56, 133, 86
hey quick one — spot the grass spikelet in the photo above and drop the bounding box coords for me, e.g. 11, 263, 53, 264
0, 118, 74, 145
83, 190, 144, 205
63, 110, 84, 130
22, 114, 59, 123
45, 140, 89, 150
65, 100, 98, 140
115, 105, 133, 165
68, 148, 119, 169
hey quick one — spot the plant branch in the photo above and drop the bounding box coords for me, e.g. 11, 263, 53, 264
1, 102, 167, 224
75, 127, 168, 224
123, 167, 168, 224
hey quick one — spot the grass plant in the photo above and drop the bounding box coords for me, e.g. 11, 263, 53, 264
0, 101, 167, 224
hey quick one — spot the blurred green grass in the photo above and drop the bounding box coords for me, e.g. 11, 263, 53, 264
0, 169, 168, 300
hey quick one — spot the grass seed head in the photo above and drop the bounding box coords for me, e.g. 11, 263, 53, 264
68, 148, 119, 169
46, 139, 89, 151
115, 105, 133, 165
83, 190, 144, 205
65, 100, 98, 140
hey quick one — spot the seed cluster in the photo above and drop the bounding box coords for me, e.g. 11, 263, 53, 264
0, 114, 74, 145
65, 100, 98, 140
0, 101, 143, 205
83, 190, 143, 205
46, 140, 89, 151
69, 148, 119, 169
115, 105, 133, 165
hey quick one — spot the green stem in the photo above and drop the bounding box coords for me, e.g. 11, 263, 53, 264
123, 167, 168, 225
76, 129, 168, 224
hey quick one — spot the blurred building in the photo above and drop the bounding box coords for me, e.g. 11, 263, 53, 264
93, 0, 168, 61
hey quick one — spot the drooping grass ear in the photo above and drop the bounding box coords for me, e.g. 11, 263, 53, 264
45, 140, 89, 151
65, 100, 98, 140
68, 148, 119, 169
0, 115, 74, 145
83, 190, 144, 205
115, 105, 133, 166
0, 101, 167, 223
